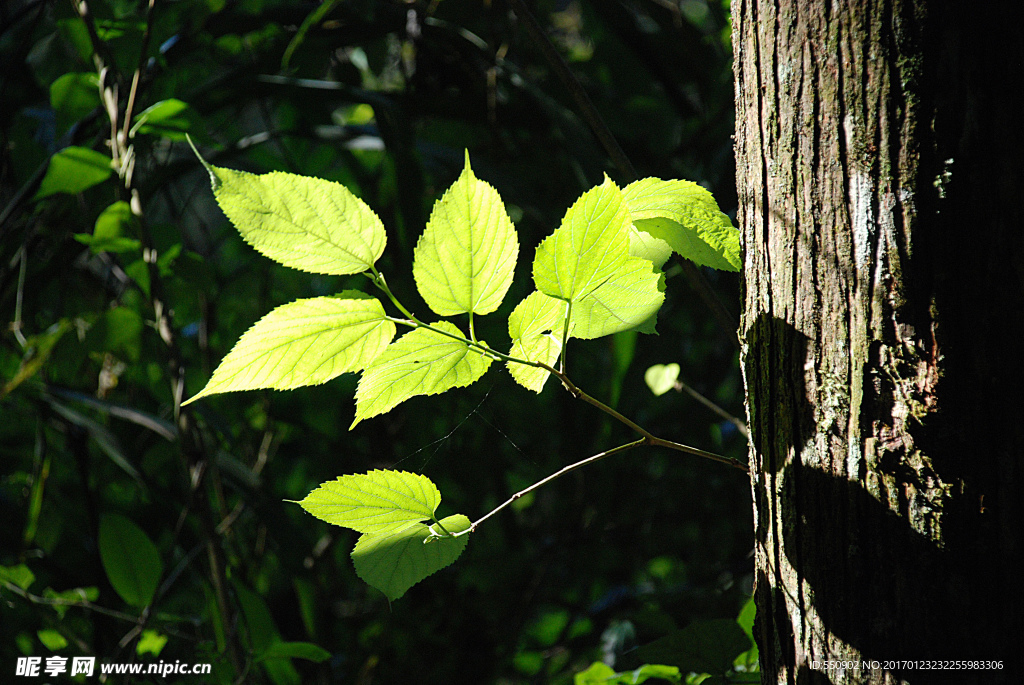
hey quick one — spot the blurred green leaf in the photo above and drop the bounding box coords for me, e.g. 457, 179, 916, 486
42, 587, 99, 620
33, 146, 112, 201
258, 641, 332, 663
645, 364, 680, 397
136, 629, 168, 656
575, 661, 682, 684
130, 99, 202, 140
632, 619, 751, 677
49, 72, 100, 133
98, 514, 163, 608
1, 320, 71, 398
74, 201, 142, 254
37, 629, 68, 651
0, 564, 36, 591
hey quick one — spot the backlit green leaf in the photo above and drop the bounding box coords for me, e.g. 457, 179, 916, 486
624, 178, 740, 271
197, 156, 386, 275
296, 470, 441, 535
644, 363, 680, 396
506, 291, 566, 392
571, 256, 665, 339
352, 514, 471, 601
352, 322, 492, 427
533, 177, 631, 302
413, 153, 518, 316
628, 224, 673, 269
509, 334, 562, 393
98, 513, 162, 608
186, 292, 394, 404
136, 629, 168, 657
34, 146, 112, 201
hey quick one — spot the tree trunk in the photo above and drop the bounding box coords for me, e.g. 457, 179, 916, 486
732, 1, 1023, 683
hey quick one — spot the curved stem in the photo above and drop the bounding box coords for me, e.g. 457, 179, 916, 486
437, 432, 747, 540
364, 270, 744, 472
448, 438, 646, 537
674, 377, 749, 438
648, 437, 748, 471
559, 299, 572, 373
367, 268, 416, 319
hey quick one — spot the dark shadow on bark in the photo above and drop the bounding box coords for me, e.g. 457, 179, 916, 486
742, 314, 812, 477
781, 461, 1010, 684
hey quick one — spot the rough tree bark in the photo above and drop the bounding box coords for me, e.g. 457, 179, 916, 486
733, 1, 1022, 683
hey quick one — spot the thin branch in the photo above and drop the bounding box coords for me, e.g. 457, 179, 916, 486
647, 436, 748, 471
371, 279, 742, 470
674, 378, 749, 438
1, 580, 139, 624
452, 438, 646, 536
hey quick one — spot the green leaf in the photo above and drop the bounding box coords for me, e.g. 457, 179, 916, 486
352, 322, 492, 427
645, 363, 680, 396
623, 178, 740, 272
98, 513, 163, 608
74, 201, 142, 253
186, 293, 395, 404
0, 564, 35, 590
233, 581, 276, 652
632, 619, 751, 677
571, 256, 665, 339
34, 146, 112, 201
413, 152, 518, 316
575, 662, 682, 685
136, 629, 168, 657
509, 334, 562, 393
196, 154, 386, 275
130, 99, 201, 140
533, 177, 631, 302
506, 291, 566, 392
352, 514, 471, 601
37, 629, 68, 651
574, 662, 617, 684
49, 72, 100, 133
734, 596, 759, 669
2, 321, 72, 399
42, 587, 99, 620
628, 224, 674, 270
296, 469, 442, 535
258, 641, 332, 663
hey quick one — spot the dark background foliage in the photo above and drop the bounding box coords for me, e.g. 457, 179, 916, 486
0, 0, 752, 682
